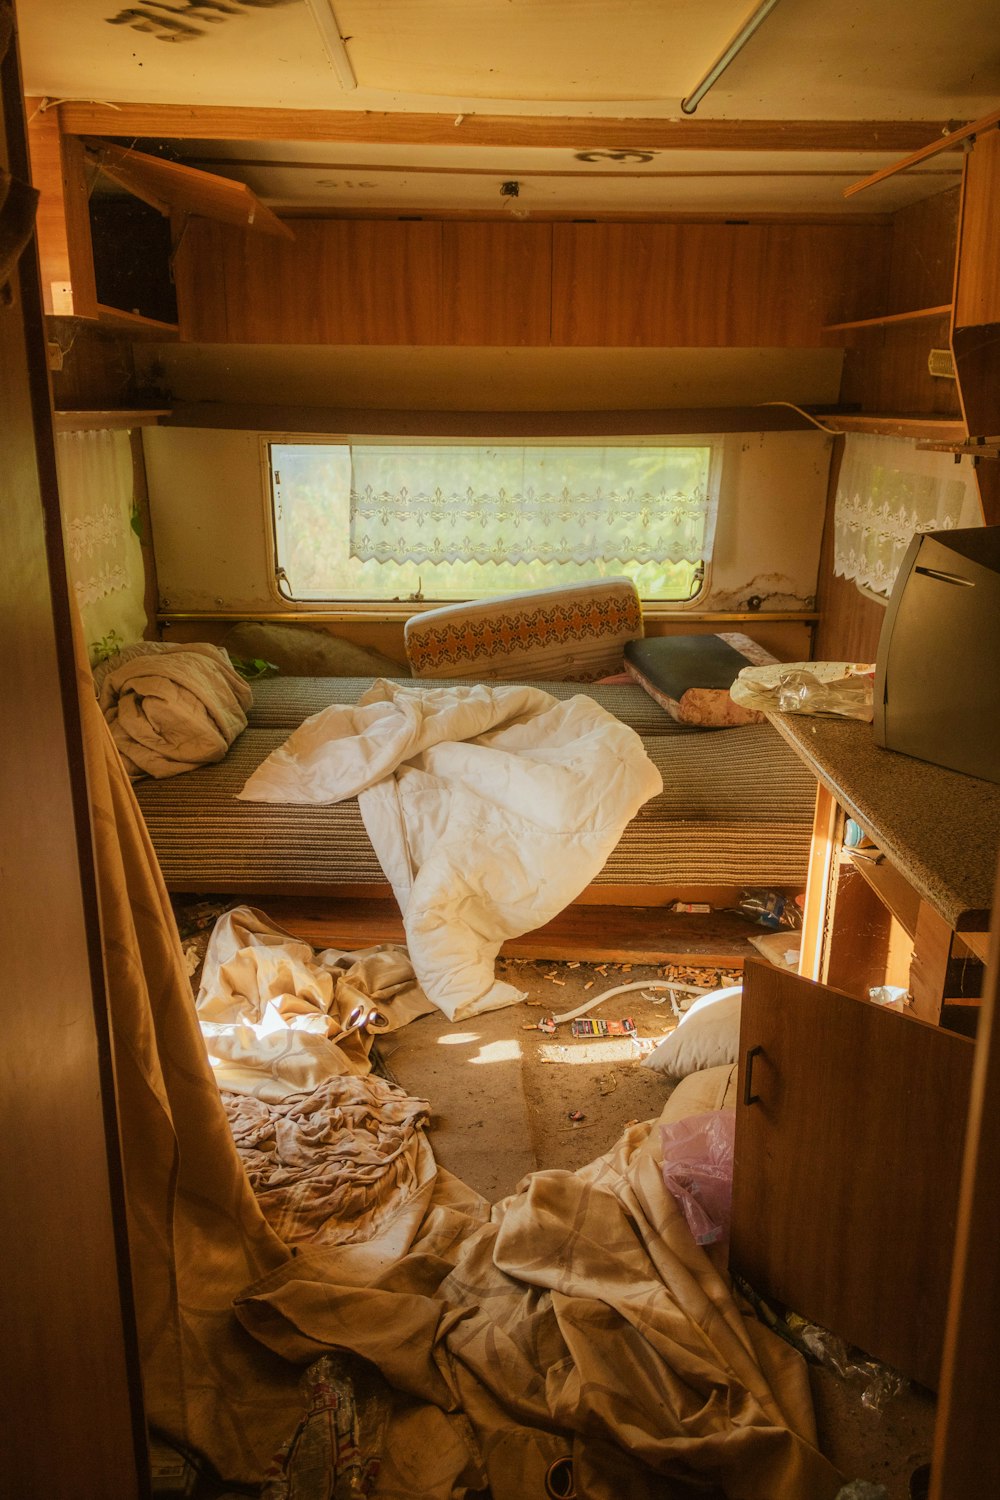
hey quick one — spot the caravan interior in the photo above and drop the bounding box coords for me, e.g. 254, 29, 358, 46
3, 2, 1000, 1497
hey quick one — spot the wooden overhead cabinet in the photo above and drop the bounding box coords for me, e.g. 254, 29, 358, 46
25, 110, 294, 335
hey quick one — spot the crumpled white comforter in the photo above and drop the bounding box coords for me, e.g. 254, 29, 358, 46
238, 680, 663, 1019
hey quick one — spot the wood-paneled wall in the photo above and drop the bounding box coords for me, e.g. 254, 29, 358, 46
816, 189, 966, 663
175, 216, 890, 349
839, 188, 962, 420
550, 221, 887, 347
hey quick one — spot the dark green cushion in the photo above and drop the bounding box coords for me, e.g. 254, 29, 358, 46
624, 635, 751, 700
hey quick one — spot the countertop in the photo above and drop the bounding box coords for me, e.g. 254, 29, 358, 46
764, 712, 1000, 929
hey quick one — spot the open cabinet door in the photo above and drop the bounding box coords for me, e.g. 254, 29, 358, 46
730, 961, 975, 1391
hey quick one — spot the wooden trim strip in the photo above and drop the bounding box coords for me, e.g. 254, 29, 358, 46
53, 409, 171, 431
57, 104, 950, 154
823, 303, 953, 332
184, 154, 963, 184
844, 107, 1000, 199
813, 413, 967, 440
158, 608, 819, 624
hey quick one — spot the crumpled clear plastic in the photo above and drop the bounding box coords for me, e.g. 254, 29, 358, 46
730, 662, 876, 722
660, 1109, 736, 1245
785, 1314, 908, 1413
735, 887, 802, 930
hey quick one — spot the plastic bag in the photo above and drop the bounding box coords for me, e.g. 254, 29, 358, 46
263, 1353, 392, 1498
660, 1109, 736, 1245
730, 661, 876, 721
784, 1314, 908, 1413
735, 887, 802, 930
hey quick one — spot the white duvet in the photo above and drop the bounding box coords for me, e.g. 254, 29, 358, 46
238, 680, 663, 1019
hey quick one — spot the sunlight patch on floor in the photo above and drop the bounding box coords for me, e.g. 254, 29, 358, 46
468, 1039, 523, 1065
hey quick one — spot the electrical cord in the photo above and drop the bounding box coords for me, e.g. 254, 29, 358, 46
756, 400, 845, 434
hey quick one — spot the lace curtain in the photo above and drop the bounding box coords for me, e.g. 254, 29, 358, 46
834, 433, 982, 597
55, 429, 147, 656
348, 444, 717, 567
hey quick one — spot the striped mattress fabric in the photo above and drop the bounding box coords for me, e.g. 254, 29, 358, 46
246, 675, 698, 737
133, 723, 815, 895
403, 578, 643, 681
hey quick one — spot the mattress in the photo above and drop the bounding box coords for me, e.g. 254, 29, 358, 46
134, 716, 816, 895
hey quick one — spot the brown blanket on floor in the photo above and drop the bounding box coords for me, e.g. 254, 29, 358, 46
223, 1075, 433, 1246
236, 1110, 844, 1500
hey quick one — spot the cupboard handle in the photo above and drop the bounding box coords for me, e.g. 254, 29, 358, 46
743, 1044, 764, 1106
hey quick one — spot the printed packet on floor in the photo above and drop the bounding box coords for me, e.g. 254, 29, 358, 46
570, 1017, 637, 1038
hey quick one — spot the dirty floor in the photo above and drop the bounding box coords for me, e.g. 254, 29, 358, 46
179, 913, 936, 1500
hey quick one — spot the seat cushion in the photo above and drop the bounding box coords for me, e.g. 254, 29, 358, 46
625, 633, 770, 726
134, 723, 814, 895
246, 674, 699, 736
222, 621, 408, 678
403, 578, 642, 681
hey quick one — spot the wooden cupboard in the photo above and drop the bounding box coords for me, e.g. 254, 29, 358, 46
731, 961, 975, 1392
172, 214, 890, 348
765, 713, 997, 1027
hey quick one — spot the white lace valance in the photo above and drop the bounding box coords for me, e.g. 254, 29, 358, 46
348, 444, 717, 568
833, 433, 982, 597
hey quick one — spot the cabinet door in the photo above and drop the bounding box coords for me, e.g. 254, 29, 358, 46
730, 961, 974, 1391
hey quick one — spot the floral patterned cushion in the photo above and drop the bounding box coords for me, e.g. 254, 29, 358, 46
675, 687, 766, 728
403, 579, 643, 681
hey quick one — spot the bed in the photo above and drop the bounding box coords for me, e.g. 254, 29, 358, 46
132, 671, 816, 899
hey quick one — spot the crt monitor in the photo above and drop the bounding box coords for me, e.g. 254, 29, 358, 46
873, 525, 1000, 785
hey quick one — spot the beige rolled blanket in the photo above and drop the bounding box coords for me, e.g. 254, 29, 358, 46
97, 640, 252, 778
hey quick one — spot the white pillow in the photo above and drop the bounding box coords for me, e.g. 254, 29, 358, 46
658, 1064, 739, 1124
641, 986, 743, 1080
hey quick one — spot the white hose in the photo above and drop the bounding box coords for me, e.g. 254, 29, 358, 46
549, 979, 711, 1027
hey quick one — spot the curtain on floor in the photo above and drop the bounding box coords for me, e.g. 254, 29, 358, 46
71, 605, 303, 1483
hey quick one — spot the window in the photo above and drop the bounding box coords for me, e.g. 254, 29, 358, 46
267, 438, 721, 604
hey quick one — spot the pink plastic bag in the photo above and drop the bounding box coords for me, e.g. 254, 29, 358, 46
660, 1110, 736, 1245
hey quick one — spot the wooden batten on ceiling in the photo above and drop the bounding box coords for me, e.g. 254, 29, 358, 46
57, 103, 952, 154
844, 106, 1000, 198
84, 139, 294, 240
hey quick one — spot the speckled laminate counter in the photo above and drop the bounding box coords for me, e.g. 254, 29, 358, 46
765, 712, 1000, 929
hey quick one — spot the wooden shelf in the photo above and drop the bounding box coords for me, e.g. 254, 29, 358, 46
814, 412, 967, 440
955, 930, 992, 964
95, 304, 179, 338
53, 408, 171, 432
824, 304, 952, 333
846, 849, 923, 940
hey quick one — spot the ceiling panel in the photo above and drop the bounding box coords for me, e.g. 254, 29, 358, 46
17, 0, 1000, 119
15, 0, 999, 219
332, 0, 750, 100
166, 140, 962, 216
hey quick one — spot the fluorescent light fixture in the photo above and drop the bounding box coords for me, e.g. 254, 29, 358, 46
680, 0, 782, 115
303, 0, 358, 91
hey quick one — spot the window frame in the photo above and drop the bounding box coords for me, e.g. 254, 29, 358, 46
260, 432, 721, 613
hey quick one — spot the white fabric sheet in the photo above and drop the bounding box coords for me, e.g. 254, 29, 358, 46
238, 680, 663, 1019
